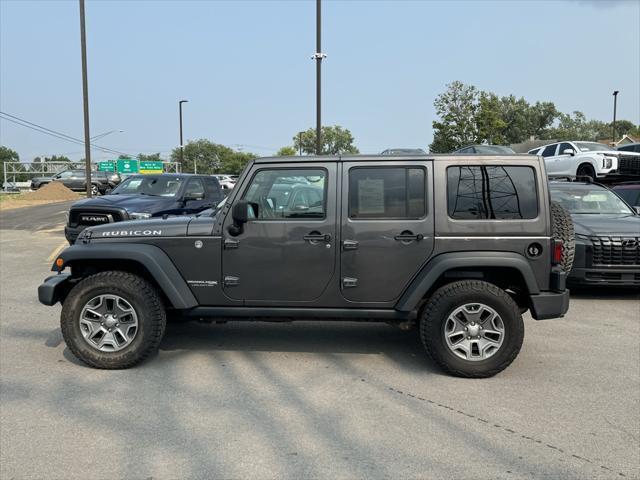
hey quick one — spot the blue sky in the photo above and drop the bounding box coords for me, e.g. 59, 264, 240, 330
1, 0, 639, 161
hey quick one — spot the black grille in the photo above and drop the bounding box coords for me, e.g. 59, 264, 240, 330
590, 236, 640, 266
69, 209, 123, 226
618, 156, 640, 175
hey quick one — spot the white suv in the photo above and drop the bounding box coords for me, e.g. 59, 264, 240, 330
528, 141, 631, 178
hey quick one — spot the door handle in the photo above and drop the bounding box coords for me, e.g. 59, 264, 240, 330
343, 240, 358, 250
303, 232, 331, 242
394, 232, 424, 242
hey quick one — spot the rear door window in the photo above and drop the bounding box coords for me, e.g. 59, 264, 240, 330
541, 145, 557, 157
447, 166, 538, 219
349, 167, 426, 219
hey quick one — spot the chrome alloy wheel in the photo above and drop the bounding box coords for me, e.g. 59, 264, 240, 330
79, 294, 139, 352
443, 303, 505, 361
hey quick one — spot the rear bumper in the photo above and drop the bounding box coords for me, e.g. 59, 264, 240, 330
529, 289, 570, 320
38, 273, 72, 306
569, 267, 640, 286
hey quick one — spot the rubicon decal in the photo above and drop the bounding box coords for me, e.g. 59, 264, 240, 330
101, 230, 162, 237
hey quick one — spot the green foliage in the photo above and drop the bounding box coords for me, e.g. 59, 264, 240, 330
170, 139, 256, 175
137, 153, 162, 162
43, 155, 71, 163
0, 146, 19, 163
277, 146, 297, 156
430, 82, 560, 151
293, 126, 359, 155
430, 81, 480, 153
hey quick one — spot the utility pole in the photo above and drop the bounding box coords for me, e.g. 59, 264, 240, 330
612, 91, 619, 146
179, 99, 188, 171
79, 0, 92, 197
312, 0, 326, 155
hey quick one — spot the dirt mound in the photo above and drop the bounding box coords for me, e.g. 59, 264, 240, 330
26, 181, 80, 201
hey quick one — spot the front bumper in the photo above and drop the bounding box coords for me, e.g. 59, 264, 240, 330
38, 273, 72, 306
569, 267, 640, 286
65, 225, 86, 244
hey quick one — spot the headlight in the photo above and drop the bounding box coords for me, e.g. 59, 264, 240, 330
129, 212, 152, 219
603, 156, 614, 169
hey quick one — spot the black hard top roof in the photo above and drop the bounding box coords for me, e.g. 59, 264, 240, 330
253, 154, 534, 164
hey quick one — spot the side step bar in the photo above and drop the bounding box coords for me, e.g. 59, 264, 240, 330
185, 307, 416, 321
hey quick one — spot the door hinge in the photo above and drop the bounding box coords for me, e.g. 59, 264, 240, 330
224, 238, 239, 249
342, 240, 358, 251
342, 277, 358, 288
224, 276, 240, 287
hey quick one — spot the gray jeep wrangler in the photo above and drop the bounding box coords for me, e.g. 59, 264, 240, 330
39, 155, 572, 377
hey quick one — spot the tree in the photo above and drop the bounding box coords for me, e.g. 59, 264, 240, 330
541, 111, 608, 141
137, 153, 162, 162
277, 146, 297, 156
44, 155, 71, 163
430, 81, 481, 153
170, 139, 256, 175
293, 126, 359, 155
0, 146, 19, 163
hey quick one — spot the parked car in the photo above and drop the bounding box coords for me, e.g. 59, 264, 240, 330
611, 182, 640, 210
528, 141, 640, 178
617, 142, 640, 154
550, 179, 640, 286
40, 153, 571, 377
380, 148, 426, 155
31, 169, 120, 195
64, 174, 224, 244
454, 145, 516, 154
212, 174, 236, 191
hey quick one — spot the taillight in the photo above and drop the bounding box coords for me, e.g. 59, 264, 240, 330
552, 240, 563, 265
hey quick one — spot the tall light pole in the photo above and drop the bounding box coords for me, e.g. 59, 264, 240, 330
612, 91, 619, 146
179, 99, 188, 171
312, 0, 326, 155
79, 0, 92, 197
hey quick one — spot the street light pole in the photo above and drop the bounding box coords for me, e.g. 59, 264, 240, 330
312, 0, 325, 156
298, 132, 303, 156
612, 90, 619, 146
179, 99, 188, 171
79, 0, 92, 197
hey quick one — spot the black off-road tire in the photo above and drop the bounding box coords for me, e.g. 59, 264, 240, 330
576, 163, 596, 180
420, 280, 524, 378
550, 200, 575, 273
61, 271, 166, 369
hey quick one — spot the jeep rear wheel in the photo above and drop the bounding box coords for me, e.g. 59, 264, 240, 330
420, 280, 524, 378
61, 271, 166, 369
550, 200, 575, 273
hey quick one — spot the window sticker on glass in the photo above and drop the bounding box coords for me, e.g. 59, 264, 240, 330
357, 179, 385, 214
582, 194, 608, 202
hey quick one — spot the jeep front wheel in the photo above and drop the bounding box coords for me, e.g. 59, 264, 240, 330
61, 271, 166, 369
420, 280, 524, 378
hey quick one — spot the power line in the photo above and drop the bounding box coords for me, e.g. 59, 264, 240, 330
0, 111, 136, 159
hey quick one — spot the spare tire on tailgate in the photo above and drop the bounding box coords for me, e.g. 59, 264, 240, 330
550, 201, 575, 273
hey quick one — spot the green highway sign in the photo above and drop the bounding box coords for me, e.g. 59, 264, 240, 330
139, 161, 164, 174
116, 158, 139, 174
97, 161, 115, 172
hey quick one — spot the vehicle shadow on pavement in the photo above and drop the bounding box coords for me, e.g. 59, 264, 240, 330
158, 321, 441, 374
569, 287, 640, 301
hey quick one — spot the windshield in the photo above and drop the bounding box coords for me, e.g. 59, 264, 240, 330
110, 176, 184, 197
575, 142, 615, 152
476, 145, 516, 154
551, 186, 633, 214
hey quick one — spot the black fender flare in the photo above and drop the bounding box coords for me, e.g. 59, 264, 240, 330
395, 251, 540, 312
56, 243, 198, 309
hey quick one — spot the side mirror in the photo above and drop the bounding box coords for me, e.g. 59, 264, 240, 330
183, 192, 205, 202
562, 148, 575, 156
634, 206, 640, 215
229, 200, 258, 235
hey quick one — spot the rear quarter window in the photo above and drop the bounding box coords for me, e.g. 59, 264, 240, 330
447, 165, 538, 220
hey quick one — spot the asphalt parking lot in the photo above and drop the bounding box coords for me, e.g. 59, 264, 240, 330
0, 204, 638, 479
